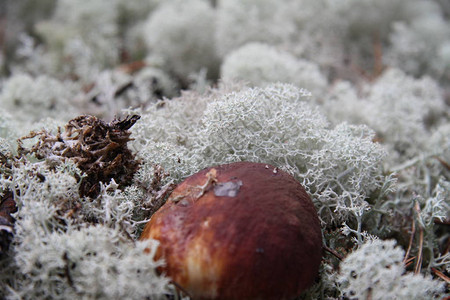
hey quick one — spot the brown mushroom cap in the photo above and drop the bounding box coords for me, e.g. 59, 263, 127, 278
140, 162, 322, 300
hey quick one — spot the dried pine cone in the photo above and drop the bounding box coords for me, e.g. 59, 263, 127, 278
18, 115, 141, 198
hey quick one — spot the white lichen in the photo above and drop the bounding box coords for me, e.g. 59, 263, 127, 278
0, 74, 78, 123
144, 0, 220, 81
0, 156, 170, 299
338, 239, 444, 300
221, 42, 327, 97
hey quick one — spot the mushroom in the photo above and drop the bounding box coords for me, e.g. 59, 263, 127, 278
140, 162, 322, 300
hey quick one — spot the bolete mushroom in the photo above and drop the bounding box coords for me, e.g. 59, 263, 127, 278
140, 162, 322, 300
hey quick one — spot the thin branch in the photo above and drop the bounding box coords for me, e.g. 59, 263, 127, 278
403, 214, 416, 265
414, 228, 424, 274
372, 31, 384, 77
414, 202, 423, 274
323, 245, 344, 261
434, 218, 450, 226
434, 156, 450, 171
404, 256, 416, 268
431, 267, 450, 284
171, 280, 192, 299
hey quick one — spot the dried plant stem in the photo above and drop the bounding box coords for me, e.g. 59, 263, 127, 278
434, 156, 450, 171
323, 245, 344, 261
404, 256, 416, 268
403, 215, 416, 265
431, 268, 450, 284
404, 201, 425, 274
172, 280, 193, 299
118, 60, 146, 74
414, 228, 424, 274
373, 32, 384, 77
414, 202, 424, 274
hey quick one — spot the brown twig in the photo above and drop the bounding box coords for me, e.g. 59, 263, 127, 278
414, 228, 424, 274
404, 256, 416, 268
118, 60, 146, 74
434, 156, 450, 171
372, 32, 385, 77
323, 245, 344, 261
414, 202, 424, 274
171, 280, 192, 299
403, 215, 416, 265
434, 218, 450, 226
431, 268, 450, 284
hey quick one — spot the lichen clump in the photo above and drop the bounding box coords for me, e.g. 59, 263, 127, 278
0, 115, 170, 299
